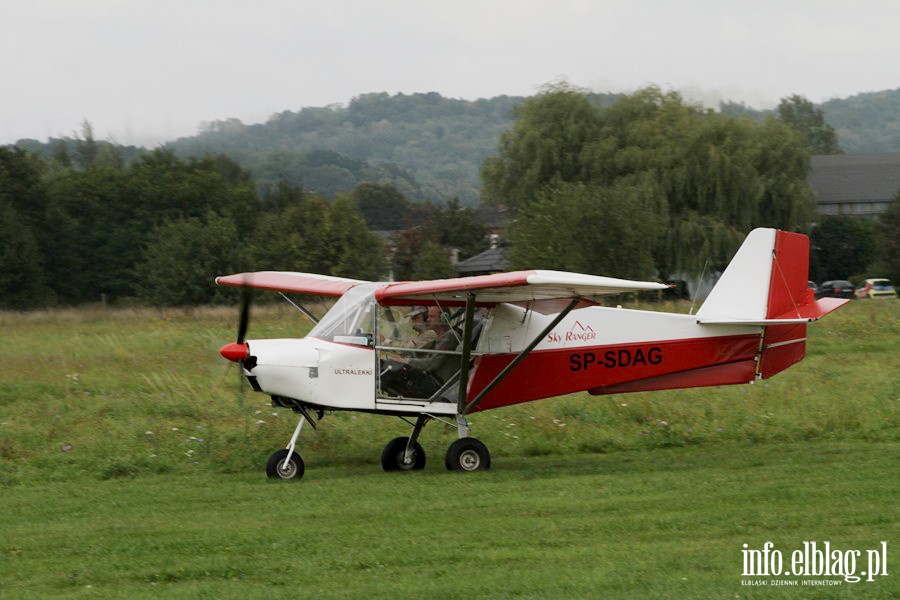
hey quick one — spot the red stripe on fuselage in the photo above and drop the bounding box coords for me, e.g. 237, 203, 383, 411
467, 334, 760, 412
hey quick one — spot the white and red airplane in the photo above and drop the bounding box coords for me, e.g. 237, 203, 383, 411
217, 228, 847, 479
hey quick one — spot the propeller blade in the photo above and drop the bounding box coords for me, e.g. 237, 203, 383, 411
237, 286, 252, 343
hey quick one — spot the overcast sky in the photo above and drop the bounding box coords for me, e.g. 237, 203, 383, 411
2, 0, 898, 147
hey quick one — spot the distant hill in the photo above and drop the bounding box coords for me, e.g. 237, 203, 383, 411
165, 91, 620, 205
13, 88, 900, 205
820, 88, 900, 154
166, 92, 531, 204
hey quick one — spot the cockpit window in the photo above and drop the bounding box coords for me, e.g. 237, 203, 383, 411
308, 283, 380, 345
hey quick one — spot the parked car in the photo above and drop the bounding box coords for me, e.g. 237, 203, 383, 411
816, 280, 855, 299
854, 278, 897, 299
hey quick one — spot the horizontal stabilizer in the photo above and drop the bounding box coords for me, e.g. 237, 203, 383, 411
698, 296, 849, 326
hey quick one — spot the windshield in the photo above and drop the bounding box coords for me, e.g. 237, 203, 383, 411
872, 280, 894, 288
308, 282, 381, 345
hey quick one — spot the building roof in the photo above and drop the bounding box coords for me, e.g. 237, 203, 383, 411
809, 152, 900, 207
456, 245, 510, 275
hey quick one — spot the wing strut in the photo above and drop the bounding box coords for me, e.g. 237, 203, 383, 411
461, 297, 579, 415
456, 293, 478, 415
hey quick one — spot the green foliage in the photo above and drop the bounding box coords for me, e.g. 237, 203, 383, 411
0, 148, 53, 308
249, 190, 332, 273
485, 86, 815, 279
327, 195, 388, 280
0, 146, 389, 308
352, 182, 412, 230
810, 216, 879, 281
411, 240, 455, 280
171, 92, 529, 204
0, 200, 50, 309
387, 197, 488, 280
777, 94, 842, 154
509, 181, 662, 278
136, 213, 240, 306
482, 82, 603, 210
873, 191, 900, 281
431, 197, 488, 260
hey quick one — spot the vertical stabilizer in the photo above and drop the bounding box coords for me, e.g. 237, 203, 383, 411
695, 228, 842, 379
696, 228, 777, 322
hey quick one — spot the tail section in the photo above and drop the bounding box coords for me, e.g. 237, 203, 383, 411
696, 228, 848, 378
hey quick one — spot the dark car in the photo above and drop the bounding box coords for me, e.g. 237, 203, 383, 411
816, 280, 855, 299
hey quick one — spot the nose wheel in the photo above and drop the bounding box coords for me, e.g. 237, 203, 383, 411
266, 448, 305, 480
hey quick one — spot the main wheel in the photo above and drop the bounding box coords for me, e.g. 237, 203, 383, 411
266, 448, 305, 480
445, 437, 491, 472
381, 436, 426, 472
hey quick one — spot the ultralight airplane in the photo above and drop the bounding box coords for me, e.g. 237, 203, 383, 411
216, 228, 847, 480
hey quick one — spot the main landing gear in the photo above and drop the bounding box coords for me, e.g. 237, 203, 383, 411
267, 411, 491, 480
379, 414, 491, 473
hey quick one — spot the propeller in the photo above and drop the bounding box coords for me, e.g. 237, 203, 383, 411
220, 284, 253, 365
237, 286, 252, 344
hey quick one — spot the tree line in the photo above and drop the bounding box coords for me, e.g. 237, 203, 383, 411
0, 131, 488, 309
3, 87, 897, 311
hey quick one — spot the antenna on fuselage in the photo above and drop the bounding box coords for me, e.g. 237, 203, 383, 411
688, 259, 710, 316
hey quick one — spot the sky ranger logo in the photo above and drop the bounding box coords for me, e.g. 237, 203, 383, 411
547, 321, 596, 344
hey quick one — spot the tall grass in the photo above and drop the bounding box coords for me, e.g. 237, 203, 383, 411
1, 300, 897, 484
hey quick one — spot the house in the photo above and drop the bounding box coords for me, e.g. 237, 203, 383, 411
808, 152, 900, 217
455, 241, 510, 276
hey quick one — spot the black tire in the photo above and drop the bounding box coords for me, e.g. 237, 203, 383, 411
445, 437, 491, 472
381, 436, 426, 472
266, 449, 305, 480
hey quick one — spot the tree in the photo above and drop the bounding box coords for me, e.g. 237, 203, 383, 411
509, 181, 662, 279
873, 191, 900, 281
249, 191, 332, 273
411, 240, 455, 279
481, 82, 602, 210
351, 182, 412, 230
0, 200, 51, 308
136, 213, 240, 306
810, 216, 878, 281
325, 195, 387, 280
482, 86, 817, 279
777, 95, 842, 154
432, 198, 488, 260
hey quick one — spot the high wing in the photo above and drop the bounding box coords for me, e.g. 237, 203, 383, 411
375, 269, 667, 304
215, 271, 367, 297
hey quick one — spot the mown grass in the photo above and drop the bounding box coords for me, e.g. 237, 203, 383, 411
1, 442, 897, 598
0, 300, 897, 598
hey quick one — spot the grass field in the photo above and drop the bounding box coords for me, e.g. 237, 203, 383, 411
1, 299, 897, 597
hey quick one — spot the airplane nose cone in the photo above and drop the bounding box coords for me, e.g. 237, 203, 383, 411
220, 342, 249, 362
